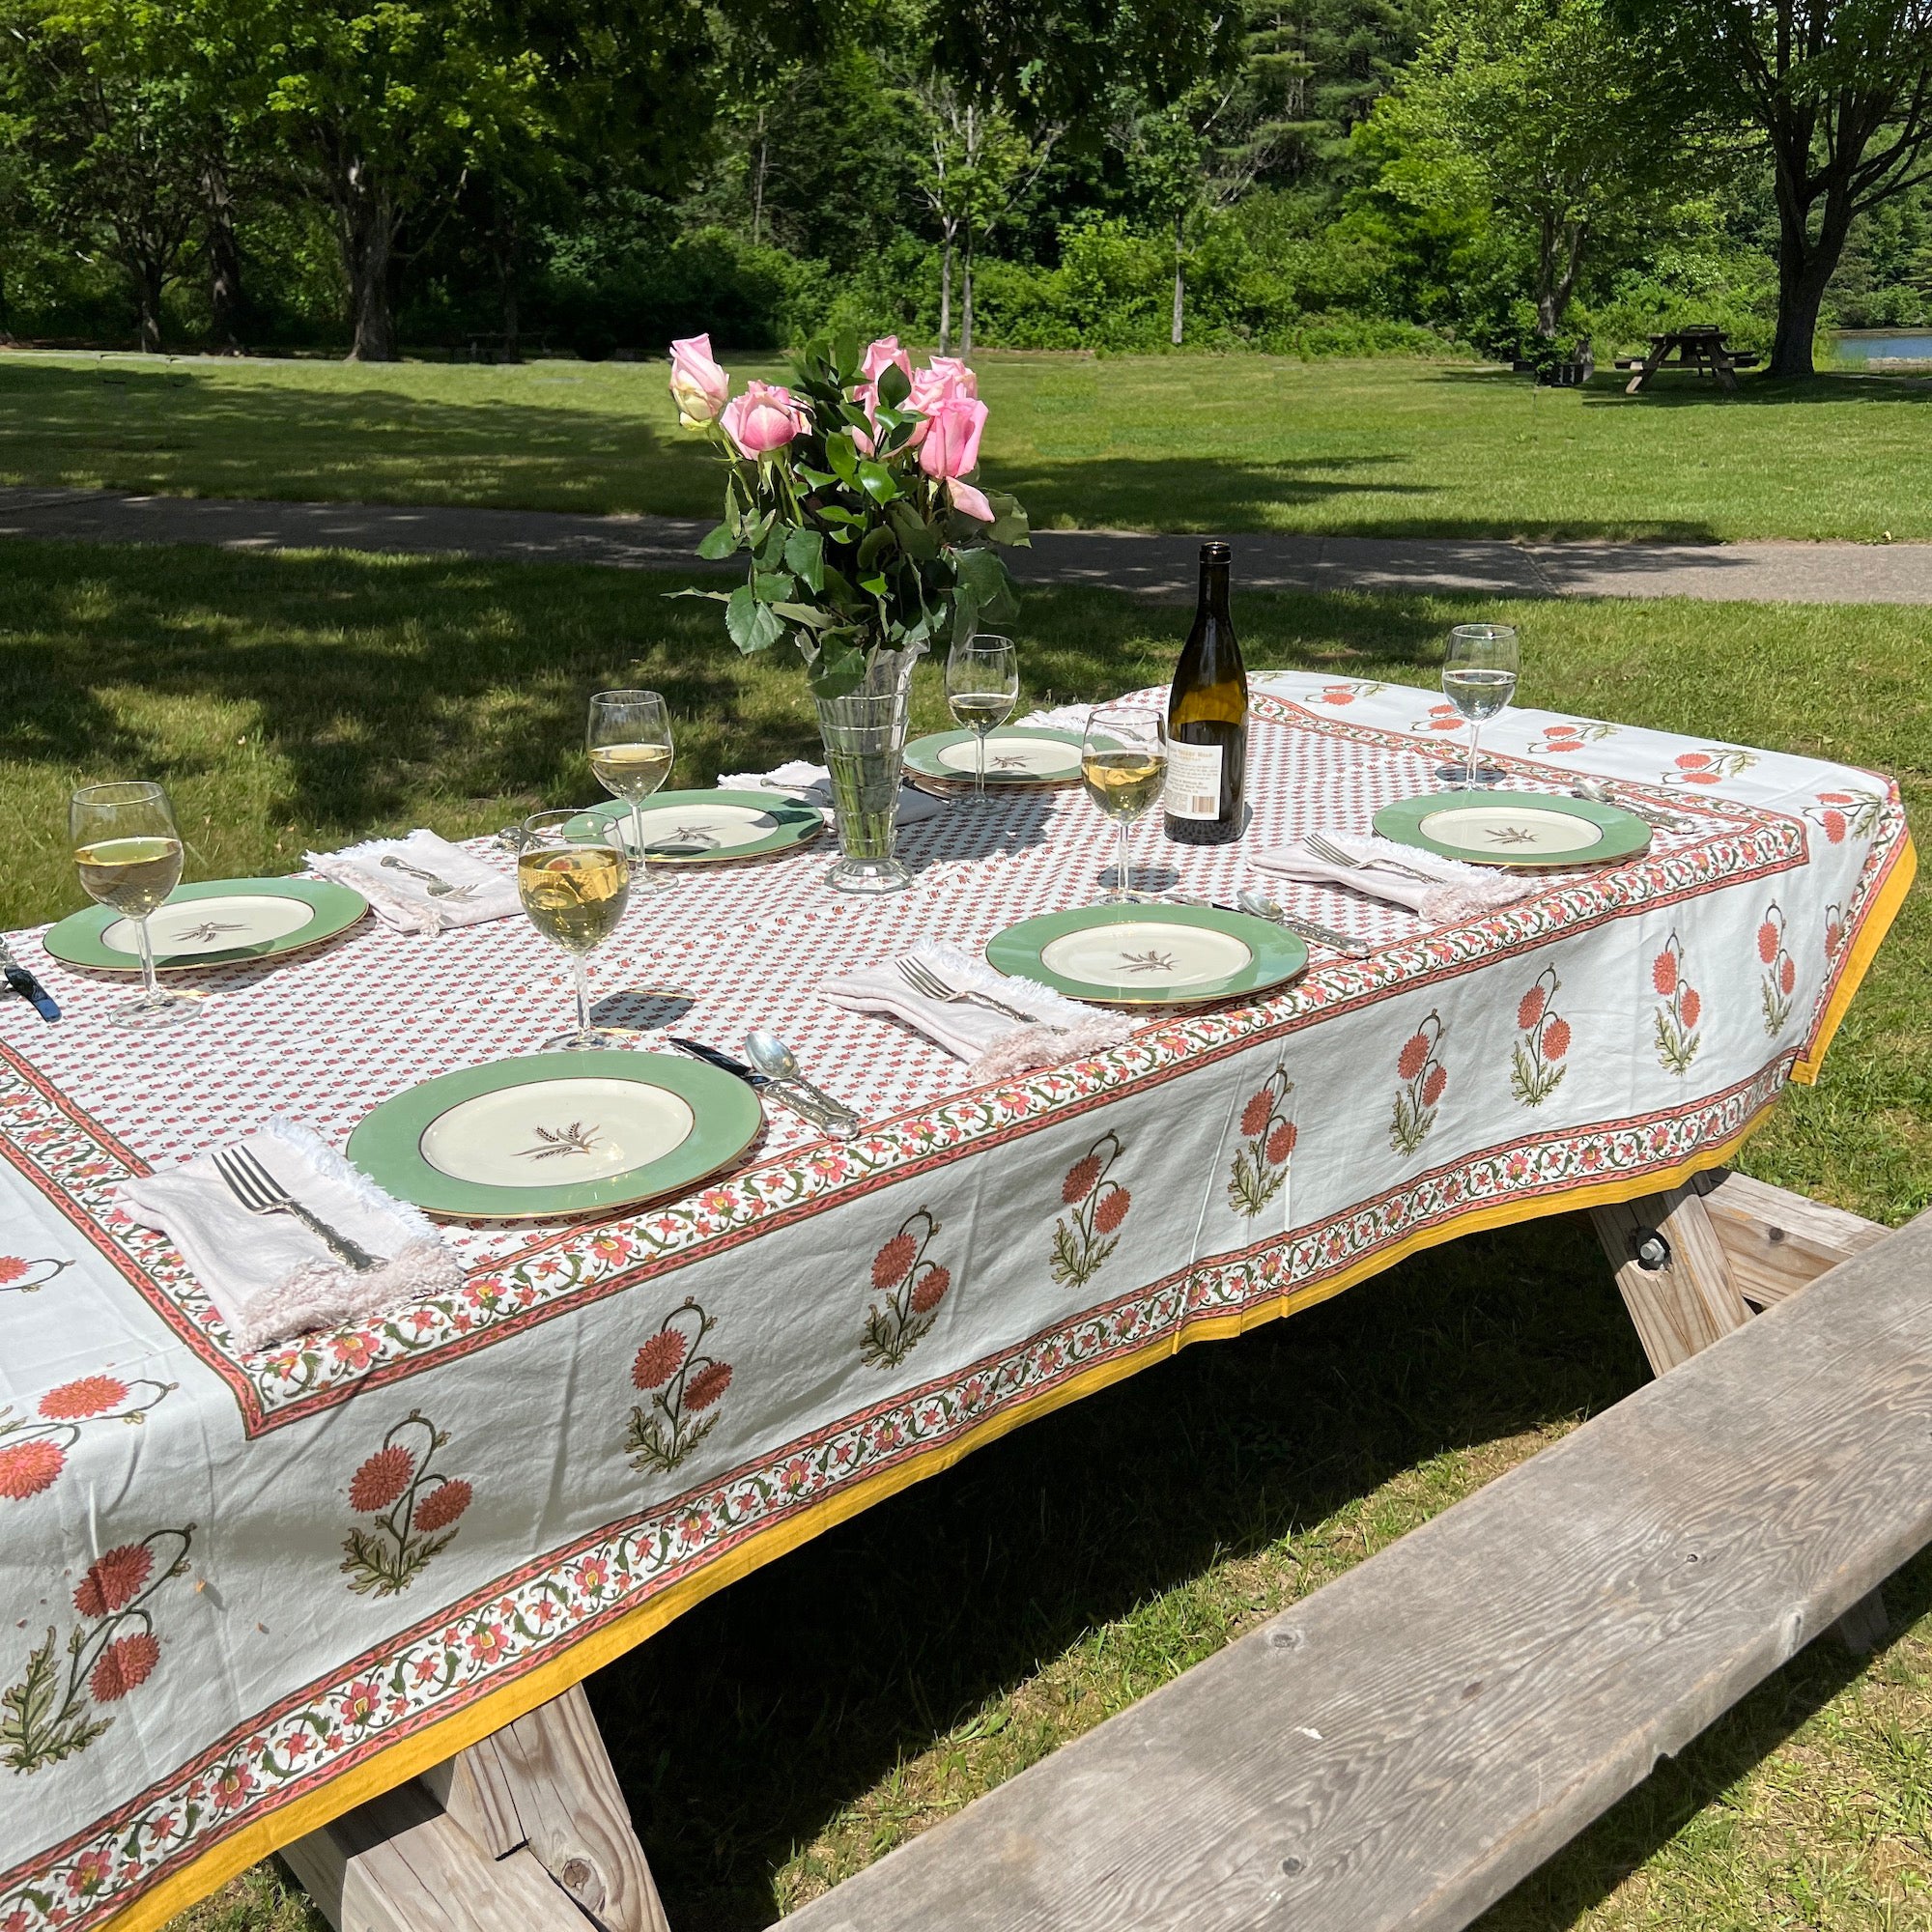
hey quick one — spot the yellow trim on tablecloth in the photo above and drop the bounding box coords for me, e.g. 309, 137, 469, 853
98, 1089, 1821, 1932
1789, 829, 1916, 1085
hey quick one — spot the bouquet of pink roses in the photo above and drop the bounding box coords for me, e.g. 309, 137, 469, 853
668, 330, 1029, 698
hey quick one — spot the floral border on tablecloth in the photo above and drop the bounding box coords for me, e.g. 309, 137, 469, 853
0, 1048, 1796, 1932
1, 691, 1895, 1438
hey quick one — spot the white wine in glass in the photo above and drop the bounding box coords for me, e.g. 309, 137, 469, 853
945, 634, 1019, 801
587, 689, 673, 888
1081, 705, 1167, 902
516, 809, 634, 1048
1441, 624, 1520, 789
71, 781, 195, 1027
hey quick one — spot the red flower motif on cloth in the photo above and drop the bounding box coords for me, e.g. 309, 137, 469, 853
64, 1851, 111, 1899
1413, 702, 1465, 735
1804, 789, 1884, 845
1530, 720, 1615, 757
1229, 1063, 1297, 1219
340, 1412, 469, 1598
1823, 900, 1846, 963
1511, 966, 1571, 1107
88, 1634, 159, 1704
625, 1300, 731, 1474
1052, 1131, 1130, 1288
347, 1444, 413, 1514
862, 1210, 952, 1369
74, 1546, 154, 1618
1390, 1011, 1449, 1153
341, 1681, 381, 1726
1061, 1154, 1102, 1205
39, 1377, 128, 1421
210, 1764, 253, 1810
1, 1524, 191, 1774
631, 1327, 689, 1391
1653, 930, 1701, 1074
0, 1439, 66, 1500
465, 1624, 509, 1667
1662, 748, 1757, 788
412, 1479, 472, 1535
1757, 900, 1798, 1037
1240, 1088, 1273, 1138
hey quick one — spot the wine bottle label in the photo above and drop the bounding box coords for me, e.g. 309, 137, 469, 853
1164, 741, 1224, 820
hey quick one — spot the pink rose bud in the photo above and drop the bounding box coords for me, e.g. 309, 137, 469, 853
720, 380, 805, 460
918, 394, 988, 482
860, 336, 913, 384
668, 334, 729, 426
947, 479, 995, 523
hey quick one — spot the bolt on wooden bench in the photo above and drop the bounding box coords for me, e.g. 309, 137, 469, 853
283, 1173, 1913, 1932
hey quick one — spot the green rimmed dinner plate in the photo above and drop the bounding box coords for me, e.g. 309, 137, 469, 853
346, 1051, 765, 1222
985, 903, 1308, 1008
578, 789, 824, 864
42, 877, 369, 974
903, 726, 1085, 785
1373, 791, 1651, 869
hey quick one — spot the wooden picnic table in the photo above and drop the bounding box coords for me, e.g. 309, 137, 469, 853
0, 675, 1915, 1932
1623, 326, 1761, 394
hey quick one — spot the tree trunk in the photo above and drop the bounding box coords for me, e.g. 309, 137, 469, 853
961, 222, 974, 355
202, 155, 244, 352
938, 226, 952, 355
494, 191, 521, 363
133, 254, 164, 355
338, 163, 399, 362
751, 108, 768, 247
1770, 189, 1853, 379
1171, 212, 1184, 347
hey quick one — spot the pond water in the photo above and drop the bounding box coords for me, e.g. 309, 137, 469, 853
1834, 328, 1932, 363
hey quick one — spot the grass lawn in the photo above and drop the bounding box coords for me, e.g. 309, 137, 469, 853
2, 539, 1927, 1930
7, 350, 1932, 542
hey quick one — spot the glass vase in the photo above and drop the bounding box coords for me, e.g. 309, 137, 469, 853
813, 644, 921, 894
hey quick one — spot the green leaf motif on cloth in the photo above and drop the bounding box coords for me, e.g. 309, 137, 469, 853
339, 1412, 471, 1599
626, 1299, 732, 1476
1, 1524, 193, 1775
1049, 1131, 1131, 1290
860, 1209, 952, 1370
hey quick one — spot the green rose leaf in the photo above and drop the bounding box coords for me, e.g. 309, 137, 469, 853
876, 362, 911, 409
725, 584, 784, 653
856, 460, 900, 503
856, 524, 897, 571
663, 587, 732, 604
753, 571, 795, 603
808, 639, 868, 700
774, 602, 835, 628
696, 522, 740, 560
783, 528, 826, 591
825, 434, 860, 483
984, 491, 1033, 548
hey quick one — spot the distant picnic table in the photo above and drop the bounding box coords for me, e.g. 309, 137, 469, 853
1620, 326, 1761, 394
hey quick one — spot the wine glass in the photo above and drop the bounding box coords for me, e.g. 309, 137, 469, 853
1081, 705, 1167, 902
516, 809, 634, 1049
587, 690, 673, 889
945, 634, 1019, 801
1441, 624, 1520, 789
71, 781, 195, 1027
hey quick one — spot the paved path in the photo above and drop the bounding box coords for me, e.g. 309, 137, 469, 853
2, 486, 1925, 603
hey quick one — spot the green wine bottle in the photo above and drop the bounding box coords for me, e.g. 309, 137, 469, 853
1164, 541, 1248, 845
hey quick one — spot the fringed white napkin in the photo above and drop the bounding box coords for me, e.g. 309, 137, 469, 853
305, 829, 521, 936
1253, 831, 1542, 925
1016, 703, 1096, 730
119, 1119, 461, 1350
718, 762, 948, 825
823, 939, 1134, 1078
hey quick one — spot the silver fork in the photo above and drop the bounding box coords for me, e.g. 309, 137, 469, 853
897, 956, 1065, 1030
380, 854, 478, 900
1305, 829, 1441, 883
213, 1145, 381, 1272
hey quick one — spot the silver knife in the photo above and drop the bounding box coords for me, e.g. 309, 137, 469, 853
668, 1037, 860, 1140
0, 937, 60, 1021
1152, 894, 1373, 959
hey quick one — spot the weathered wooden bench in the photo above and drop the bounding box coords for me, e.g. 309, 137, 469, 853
282, 1173, 1918, 1932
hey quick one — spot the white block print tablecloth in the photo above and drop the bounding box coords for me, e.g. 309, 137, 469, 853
0, 674, 1914, 1932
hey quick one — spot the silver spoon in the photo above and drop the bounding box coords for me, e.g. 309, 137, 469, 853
1236, 889, 1373, 958
380, 853, 476, 899
1572, 777, 1691, 833
743, 1031, 860, 1139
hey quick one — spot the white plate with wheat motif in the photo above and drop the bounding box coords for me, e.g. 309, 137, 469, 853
578, 790, 824, 865
903, 727, 1085, 785
985, 904, 1307, 1008
347, 1052, 764, 1220
1373, 791, 1649, 868
43, 877, 369, 972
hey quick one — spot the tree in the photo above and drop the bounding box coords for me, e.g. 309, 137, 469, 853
1621, 0, 1932, 375
1363, 0, 1694, 340
0, 0, 210, 351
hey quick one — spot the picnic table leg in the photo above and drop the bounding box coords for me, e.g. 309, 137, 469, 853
1625, 348, 1665, 394
286, 1683, 671, 1932
1591, 1173, 1889, 1652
